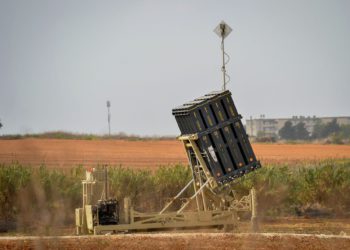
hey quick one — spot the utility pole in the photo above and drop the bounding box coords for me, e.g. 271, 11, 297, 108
106, 101, 111, 136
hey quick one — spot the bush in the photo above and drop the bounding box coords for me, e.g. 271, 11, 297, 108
235, 160, 350, 216
0, 164, 84, 233
0, 163, 31, 220
1, 160, 350, 234
108, 165, 191, 211
108, 167, 155, 211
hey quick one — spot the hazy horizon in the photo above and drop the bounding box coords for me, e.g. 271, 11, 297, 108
1, 0, 349, 136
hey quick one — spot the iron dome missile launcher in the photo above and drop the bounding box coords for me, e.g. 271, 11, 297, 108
173, 90, 261, 186
75, 22, 261, 235
75, 90, 261, 235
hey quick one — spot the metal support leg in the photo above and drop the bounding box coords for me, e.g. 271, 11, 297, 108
250, 188, 259, 232
159, 179, 194, 214
197, 166, 207, 211
177, 179, 210, 214
191, 164, 202, 211
124, 197, 131, 224
182, 139, 202, 211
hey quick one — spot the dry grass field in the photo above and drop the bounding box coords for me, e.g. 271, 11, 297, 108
1, 139, 350, 168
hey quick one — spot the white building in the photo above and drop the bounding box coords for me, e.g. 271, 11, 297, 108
245, 115, 350, 138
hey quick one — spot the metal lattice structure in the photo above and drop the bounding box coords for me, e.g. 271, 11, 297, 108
75, 134, 258, 235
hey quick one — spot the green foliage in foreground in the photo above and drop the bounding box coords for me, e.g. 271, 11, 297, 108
0, 160, 350, 232
108, 165, 192, 211
234, 159, 350, 216
0, 163, 84, 232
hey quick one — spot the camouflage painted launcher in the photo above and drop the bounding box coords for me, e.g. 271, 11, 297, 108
172, 90, 261, 184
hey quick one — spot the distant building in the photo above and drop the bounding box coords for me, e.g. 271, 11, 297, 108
246, 115, 350, 138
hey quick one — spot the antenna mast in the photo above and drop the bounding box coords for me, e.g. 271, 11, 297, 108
106, 100, 111, 136
214, 21, 232, 90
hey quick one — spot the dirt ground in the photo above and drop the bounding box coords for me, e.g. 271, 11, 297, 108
0, 139, 350, 168
0, 233, 349, 250
247, 218, 350, 235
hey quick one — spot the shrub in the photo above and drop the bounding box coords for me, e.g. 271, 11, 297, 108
1, 160, 350, 234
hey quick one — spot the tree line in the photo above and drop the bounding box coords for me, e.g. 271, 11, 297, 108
278, 118, 350, 142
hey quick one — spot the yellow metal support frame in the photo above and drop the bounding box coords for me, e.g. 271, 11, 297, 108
76, 134, 257, 235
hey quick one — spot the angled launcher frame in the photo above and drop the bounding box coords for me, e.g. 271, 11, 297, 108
76, 134, 257, 235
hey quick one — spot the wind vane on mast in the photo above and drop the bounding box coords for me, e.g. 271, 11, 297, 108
214, 21, 232, 90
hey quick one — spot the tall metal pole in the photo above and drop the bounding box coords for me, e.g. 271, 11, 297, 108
108, 108, 111, 136
107, 101, 111, 136
221, 35, 226, 90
